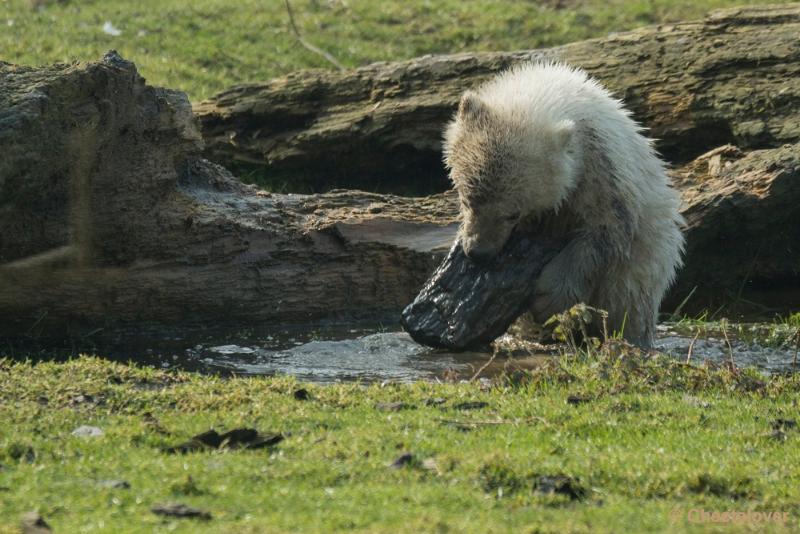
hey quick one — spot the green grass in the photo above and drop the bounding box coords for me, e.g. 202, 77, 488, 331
2, 352, 800, 532
1, 0, 785, 102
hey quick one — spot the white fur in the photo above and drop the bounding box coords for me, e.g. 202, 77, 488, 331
444, 62, 685, 346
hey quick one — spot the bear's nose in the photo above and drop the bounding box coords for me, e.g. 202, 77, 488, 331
464, 244, 495, 264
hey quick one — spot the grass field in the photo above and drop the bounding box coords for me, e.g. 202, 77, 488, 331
1, 0, 786, 102
1, 350, 799, 533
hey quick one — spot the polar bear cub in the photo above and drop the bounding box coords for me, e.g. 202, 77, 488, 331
443, 62, 684, 346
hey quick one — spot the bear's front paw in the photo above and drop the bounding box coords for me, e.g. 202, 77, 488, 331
532, 266, 573, 322
531, 287, 575, 323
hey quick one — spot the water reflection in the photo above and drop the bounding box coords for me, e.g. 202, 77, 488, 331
655, 326, 798, 375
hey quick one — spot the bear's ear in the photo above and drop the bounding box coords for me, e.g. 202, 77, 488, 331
552, 119, 576, 147
458, 91, 489, 123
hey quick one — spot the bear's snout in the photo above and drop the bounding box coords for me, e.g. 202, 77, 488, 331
462, 238, 498, 264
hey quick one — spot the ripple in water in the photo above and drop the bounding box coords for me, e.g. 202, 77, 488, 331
655, 334, 796, 374
204, 333, 455, 381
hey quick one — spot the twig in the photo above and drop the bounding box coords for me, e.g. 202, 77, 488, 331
470, 349, 498, 382
437, 418, 507, 426
686, 330, 700, 364
284, 0, 345, 70
733, 245, 762, 307
436, 416, 550, 427
793, 329, 799, 371
721, 319, 736, 371
669, 286, 697, 322
709, 303, 726, 321
732, 296, 782, 313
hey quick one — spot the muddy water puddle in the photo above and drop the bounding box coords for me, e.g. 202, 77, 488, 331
107, 325, 551, 382
79, 320, 800, 383
654, 324, 798, 375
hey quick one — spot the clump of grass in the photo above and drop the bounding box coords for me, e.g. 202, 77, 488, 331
478, 456, 526, 496
170, 475, 208, 497
687, 473, 755, 500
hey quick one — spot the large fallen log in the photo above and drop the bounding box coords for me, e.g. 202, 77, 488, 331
0, 52, 460, 336
196, 5, 800, 190
1, 6, 799, 338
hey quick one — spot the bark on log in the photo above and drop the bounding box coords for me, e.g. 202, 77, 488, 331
672, 144, 800, 310
1, 5, 799, 338
196, 5, 800, 191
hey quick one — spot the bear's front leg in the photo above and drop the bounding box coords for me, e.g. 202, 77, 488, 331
530, 234, 607, 322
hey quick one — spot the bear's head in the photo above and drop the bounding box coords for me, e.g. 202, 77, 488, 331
443, 91, 579, 262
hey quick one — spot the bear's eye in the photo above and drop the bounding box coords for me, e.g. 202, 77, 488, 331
505, 212, 521, 222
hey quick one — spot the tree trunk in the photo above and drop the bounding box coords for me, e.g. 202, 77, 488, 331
2, 5, 799, 338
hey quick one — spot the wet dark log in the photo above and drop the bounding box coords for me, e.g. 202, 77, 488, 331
401, 237, 562, 350
196, 5, 800, 193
